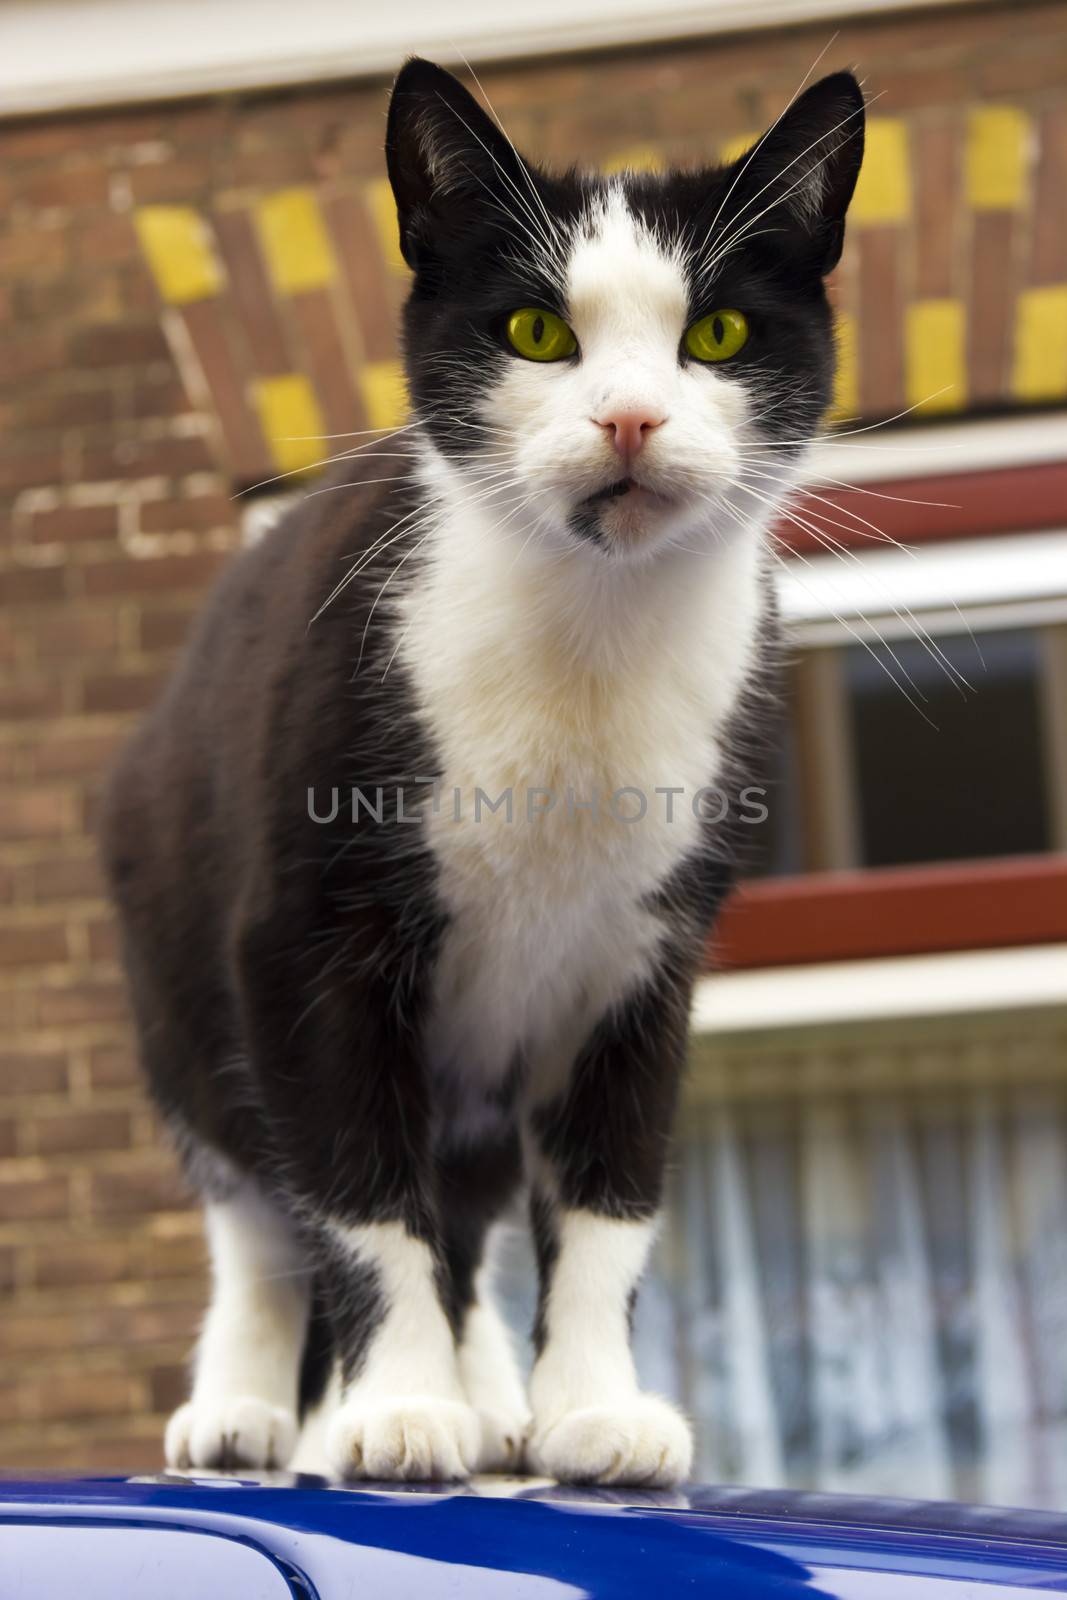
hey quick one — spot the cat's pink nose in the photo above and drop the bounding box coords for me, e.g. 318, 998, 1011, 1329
594, 410, 666, 464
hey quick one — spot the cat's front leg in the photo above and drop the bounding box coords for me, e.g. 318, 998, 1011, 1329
320, 1219, 480, 1481
165, 1175, 310, 1470
524, 968, 694, 1487
240, 937, 479, 1482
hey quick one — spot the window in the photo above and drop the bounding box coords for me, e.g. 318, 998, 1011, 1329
847, 629, 1051, 868
743, 622, 1067, 880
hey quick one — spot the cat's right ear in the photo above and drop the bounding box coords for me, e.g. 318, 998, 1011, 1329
386, 58, 526, 269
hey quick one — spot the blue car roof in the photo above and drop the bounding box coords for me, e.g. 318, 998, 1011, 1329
2, 1475, 1067, 1599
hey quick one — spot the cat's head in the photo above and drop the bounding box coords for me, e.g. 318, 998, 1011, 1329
386, 58, 864, 563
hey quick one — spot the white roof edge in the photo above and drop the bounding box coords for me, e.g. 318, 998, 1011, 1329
805, 412, 1067, 486
2, 0, 976, 118
692, 944, 1067, 1035
776, 525, 1067, 639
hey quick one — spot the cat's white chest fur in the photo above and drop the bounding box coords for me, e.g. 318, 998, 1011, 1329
397, 490, 765, 1090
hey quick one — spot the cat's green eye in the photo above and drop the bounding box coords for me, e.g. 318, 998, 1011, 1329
506, 307, 577, 362
684, 308, 749, 363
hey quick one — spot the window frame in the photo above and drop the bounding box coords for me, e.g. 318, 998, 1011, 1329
715, 445, 1067, 970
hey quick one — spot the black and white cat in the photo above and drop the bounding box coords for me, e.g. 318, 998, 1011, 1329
102, 58, 864, 1486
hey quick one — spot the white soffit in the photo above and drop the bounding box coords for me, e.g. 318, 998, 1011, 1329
3, 0, 976, 116
804, 412, 1067, 486
777, 527, 1067, 643
692, 944, 1067, 1034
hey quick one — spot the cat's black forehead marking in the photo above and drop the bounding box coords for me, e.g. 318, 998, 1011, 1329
538, 166, 767, 312
402, 156, 835, 463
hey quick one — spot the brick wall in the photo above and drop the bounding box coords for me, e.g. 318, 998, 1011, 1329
1, 0, 1066, 1470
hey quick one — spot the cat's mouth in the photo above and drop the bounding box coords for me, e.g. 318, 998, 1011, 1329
580, 477, 672, 511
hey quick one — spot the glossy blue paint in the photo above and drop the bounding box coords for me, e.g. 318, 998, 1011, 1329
2, 1476, 1066, 1599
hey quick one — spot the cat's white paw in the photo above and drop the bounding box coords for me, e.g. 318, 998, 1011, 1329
326, 1395, 480, 1481
528, 1395, 692, 1487
472, 1403, 532, 1473
164, 1396, 297, 1470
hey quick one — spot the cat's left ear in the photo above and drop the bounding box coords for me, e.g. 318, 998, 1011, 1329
386, 58, 531, 270
721, 71, 866, 275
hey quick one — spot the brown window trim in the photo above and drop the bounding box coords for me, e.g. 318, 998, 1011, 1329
780, 460, 1067, 554
711, 854, 1067, 970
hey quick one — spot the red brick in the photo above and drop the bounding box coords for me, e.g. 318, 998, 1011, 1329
1031, 106, 1067, 285
20, 163, 111, 210
0, 679, 66, 722
90, 1160, 190, 1217
0, 565, 67, 605
0, 230, 68, 278
30, 1371, 144, 1422
88, 1044, 139, 1090
0, 1119, 16, 1159
81, 549, 227, 597
80, 669, 167, 715
73, 216, 140, 267
19, 270, 126, 326
24, 851, 105, 903
79, 432, 215, 480
139, 495, 236, 534
913, 117, 960, 300
291, 288, 367, 437
86, 917, 120, 962
222, 147, 315, 187
0, 786, 73, 841
0, 617, 17, 666
0, 1052, 68, 1097
71, 321, 170, 367
3, 120, 90, 160
33, 1237, 134, 1288
977, 47, 1067, 96
129, 377, 197, 420
128, 160, 211, 203
0, 922, 69, 967
0, 1174, 70, 1222
141, 1231, 206, 1279
0, 1384, 20, 1428
31, 505, 119, 545
149, 1364, 189, 1414
0, 1428, 155, 1472
0, 1245, 15, 1295
32, 1108, 132, 1156
213, 208, 292, 374
327, 191, 399, 364
182, 298, 271, 478
31, 612, 121, 662
858, 228, 905, 417
136, 604, 197, 652
34, 980, 128, 1027
969, 211, 1018, 405
80, 106, 170, 146
20, 388, 120, 431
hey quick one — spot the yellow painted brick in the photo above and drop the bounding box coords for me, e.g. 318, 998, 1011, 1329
967, 106, 1030, 210
603, 146, 663, 174
134, 207, 223, 304
255, 188, 335, 295
1013, 285, 1067, 402
830, 310, 858, 421
719, 132, 757, 166
850, 119, 911, 225
359, 360, 409, 431
366, 178, 408, 274
252, 375, 326, 474
906, 299, 966, 413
